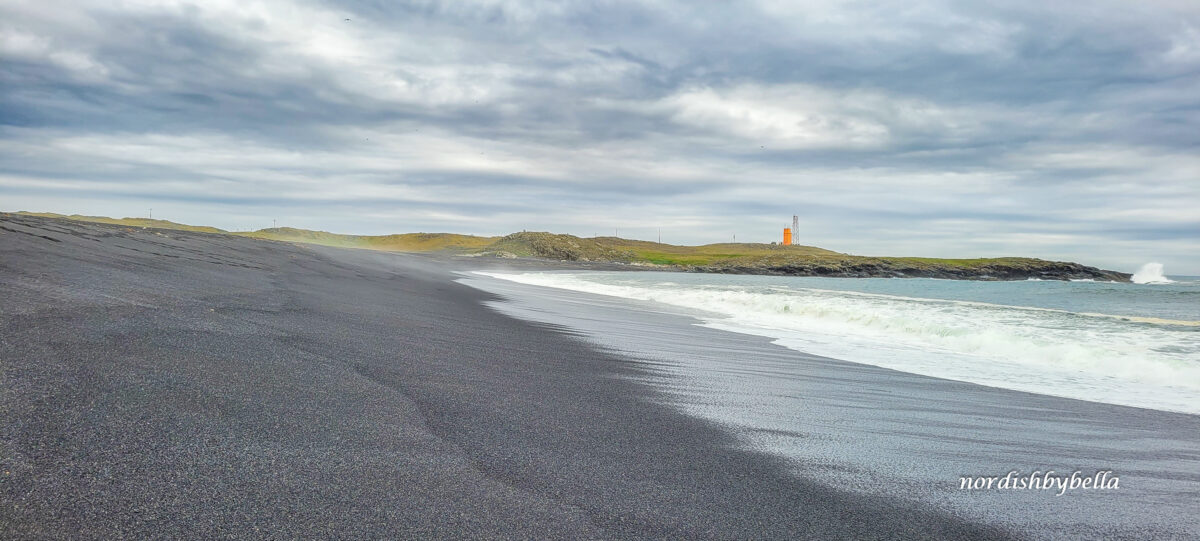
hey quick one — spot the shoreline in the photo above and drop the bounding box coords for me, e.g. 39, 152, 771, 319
1, 214, 1006, 538
463, 268, 1200, 416
459, 271, 1200, 539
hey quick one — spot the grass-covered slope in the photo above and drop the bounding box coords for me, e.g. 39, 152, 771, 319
480, 233, 637, 261
9, 212, 1130, 281
477, 233, 840, 265
599, 237, 840, 266
363, 232, 497, 252
14, 212, 493, 253
240, 228, 496, 253
15, 212, 227, 234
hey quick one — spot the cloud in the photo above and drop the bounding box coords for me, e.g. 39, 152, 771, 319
1, 0, 1198, 273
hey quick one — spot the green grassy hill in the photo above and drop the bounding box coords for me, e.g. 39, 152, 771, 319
16, 212, 227, 234
240, 228, 497, 253
361, 232, 498, 252
595, 237, 840, 266
481, 232, 637, 261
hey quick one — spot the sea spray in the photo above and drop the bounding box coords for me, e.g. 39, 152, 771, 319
1132, 262, 1175, 284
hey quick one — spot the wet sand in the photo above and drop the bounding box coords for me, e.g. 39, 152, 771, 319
0, 214, 1003, 539
462, 273, 1200, 539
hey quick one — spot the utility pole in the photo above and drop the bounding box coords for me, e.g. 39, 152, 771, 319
658, 229, 661, 243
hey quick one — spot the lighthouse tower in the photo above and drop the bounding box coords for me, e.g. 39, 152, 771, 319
783, 215, 799, 246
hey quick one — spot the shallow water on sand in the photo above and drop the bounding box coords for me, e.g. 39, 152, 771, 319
459, 271, 1200, 540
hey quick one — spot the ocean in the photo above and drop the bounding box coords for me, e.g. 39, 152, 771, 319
471, 269, 1200, 416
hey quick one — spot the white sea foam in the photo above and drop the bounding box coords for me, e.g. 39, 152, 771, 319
1132, 262, 1175, 284
477, 271, 1200, 415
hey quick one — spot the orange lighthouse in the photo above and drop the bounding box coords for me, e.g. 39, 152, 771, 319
783, 227, 792, 246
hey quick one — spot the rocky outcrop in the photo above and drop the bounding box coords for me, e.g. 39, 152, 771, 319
692, 259, 1131, 282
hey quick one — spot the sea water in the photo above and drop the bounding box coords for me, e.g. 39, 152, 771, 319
475, 270, 1200, 415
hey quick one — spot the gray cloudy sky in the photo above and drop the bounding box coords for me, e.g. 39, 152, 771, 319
2, 0, 1198, 273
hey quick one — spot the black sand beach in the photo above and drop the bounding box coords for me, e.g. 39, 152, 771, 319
6, 214, 1200, 540
0, 213, 1006, 539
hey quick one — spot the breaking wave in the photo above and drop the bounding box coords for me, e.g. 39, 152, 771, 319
478, 271, 1200, 415
1132, 262, 1175, 284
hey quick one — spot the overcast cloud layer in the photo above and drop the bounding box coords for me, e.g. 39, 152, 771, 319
2, 0, 1198, 273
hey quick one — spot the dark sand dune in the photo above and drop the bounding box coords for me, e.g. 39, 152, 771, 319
0, 214, 1005, 539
